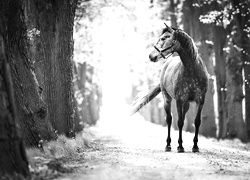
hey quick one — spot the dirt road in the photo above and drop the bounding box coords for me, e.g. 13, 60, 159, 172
58, 112, 250, 180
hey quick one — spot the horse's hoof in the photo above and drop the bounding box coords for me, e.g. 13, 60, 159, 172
192, 147, 199, 153
177, 147, 185, 153
165, 146, 171, 152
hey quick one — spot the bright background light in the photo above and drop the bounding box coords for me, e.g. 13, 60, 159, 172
74, 0, 168, 125
91, 2, 163, 118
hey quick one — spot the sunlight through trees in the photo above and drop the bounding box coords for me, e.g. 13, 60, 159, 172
0, 0, 250, 178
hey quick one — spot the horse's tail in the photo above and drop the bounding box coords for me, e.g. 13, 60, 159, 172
131, 84, 161, 115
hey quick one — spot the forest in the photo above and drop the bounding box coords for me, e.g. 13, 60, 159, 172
0, 0, 250, 179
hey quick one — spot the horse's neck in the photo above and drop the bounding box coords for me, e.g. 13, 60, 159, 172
177, 44, 198, 68
177, 50, 194, 68
175, 33, 198, 68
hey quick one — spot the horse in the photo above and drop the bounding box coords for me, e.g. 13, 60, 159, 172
131, 24, 208, 153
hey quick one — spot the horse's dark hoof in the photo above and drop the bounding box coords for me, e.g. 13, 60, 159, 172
177, 147, 184, 153
192, 147, 199, 153
165, 146, 171, 152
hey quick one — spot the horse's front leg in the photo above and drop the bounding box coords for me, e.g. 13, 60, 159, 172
176, 100, 189, 153
164, 99, 172, 151
193, 98, 205, 152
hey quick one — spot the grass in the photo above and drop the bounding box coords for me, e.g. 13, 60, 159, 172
26, 130, 97, 179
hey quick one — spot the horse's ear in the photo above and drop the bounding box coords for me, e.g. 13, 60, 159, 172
164, 23, 174, 33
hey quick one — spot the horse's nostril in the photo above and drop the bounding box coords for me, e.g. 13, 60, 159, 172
149, 54, 152, 60
149, 54, 157, 62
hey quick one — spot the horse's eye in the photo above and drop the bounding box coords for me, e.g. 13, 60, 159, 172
161, 37, 166, 41
161, 35, 170, 41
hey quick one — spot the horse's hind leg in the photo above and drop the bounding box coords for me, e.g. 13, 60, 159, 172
163, 92, 172, 152
176, 100, 189, 153
193, 98, 205, 152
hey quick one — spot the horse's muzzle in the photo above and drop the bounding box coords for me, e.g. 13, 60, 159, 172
149, 54, 158, 62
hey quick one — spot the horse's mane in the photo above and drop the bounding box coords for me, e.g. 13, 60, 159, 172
174, 30, 198, 60
162, 28, 198, 60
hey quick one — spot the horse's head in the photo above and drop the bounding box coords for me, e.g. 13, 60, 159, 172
149, 24, 179, 62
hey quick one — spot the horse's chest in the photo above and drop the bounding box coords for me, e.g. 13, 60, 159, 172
174, 78, 206, 101
161, 59, 207, 101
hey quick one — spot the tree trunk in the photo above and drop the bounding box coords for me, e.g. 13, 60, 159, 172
25, 0, 78, 137
76, 62, 88, 125
0, 30, 29, 179
73, 95, 83, 132
231, 0, 250, 141
169, 0, 178, 28
243, 42, 250, 141
226, 38, 246, 141
198, 41, 217, 137
241, 5, 250, 142
1, 0, 55, 147
182, 0, 191, 35
213, 25, 228, 139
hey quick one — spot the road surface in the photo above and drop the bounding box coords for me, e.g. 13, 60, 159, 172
57, 111, 250, 180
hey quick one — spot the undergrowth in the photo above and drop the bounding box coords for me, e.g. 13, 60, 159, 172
26, 130, 98, 180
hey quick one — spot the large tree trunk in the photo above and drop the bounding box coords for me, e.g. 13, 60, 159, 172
26, 0, 78, 137
1, 0, 55, 147
0, 19, 29, 179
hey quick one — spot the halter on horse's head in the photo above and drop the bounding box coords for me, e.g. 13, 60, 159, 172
149, 23, 178, 62
149, 24, 199, 63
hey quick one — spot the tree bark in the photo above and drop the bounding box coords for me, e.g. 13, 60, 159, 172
75, 62, 87, 125
241, 3, 250, 142
25, 0, 78, 137
231, 0, 250, 141
0, 0, 55, 147
0, 28, 29, 179
243, 41, 250, 141
213, 25, 228, 139
199, 39, 217, 137
226, 37, 246, 141
169, 0, 178, 28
